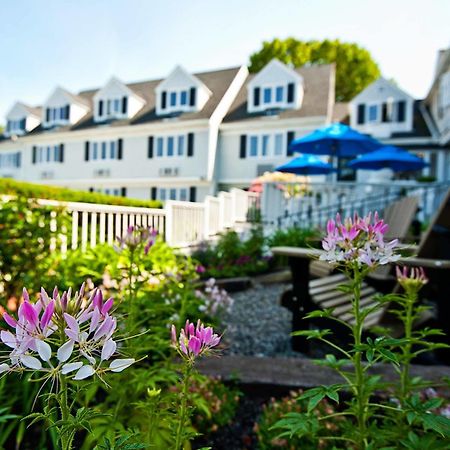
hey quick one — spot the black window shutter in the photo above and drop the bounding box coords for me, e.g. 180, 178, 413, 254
98, 100, 104, 116
239, 134, 247, 159
151, 187, 157, 200
382, 103, 389, 122
187, 133, 194, 157
397, 101, 406, 122
117, 139, 123, 160
85, 141, 90, 161
122, 96, 128, 114
287, 83, 295, 103
161, 91, 167, 109
287, 131, 295, 156
20, 118, 26, 130
121, 187, 127, 197
46, 108, 50, 122
357, 104, 366, 124
65, 104, 70, 120
189, 186, 197, 202
189, 87, 196, 107
148, 136, 154, 158
32, 146, 37, 164
59, 144, 64, 163
254, 87, 260, 106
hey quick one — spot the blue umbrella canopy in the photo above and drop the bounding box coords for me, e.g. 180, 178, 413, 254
276, 154, 335, 175
348, 146, 428, 172
289, 123, 383, 157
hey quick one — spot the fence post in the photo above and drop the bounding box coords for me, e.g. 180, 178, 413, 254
165, 201, 174, 246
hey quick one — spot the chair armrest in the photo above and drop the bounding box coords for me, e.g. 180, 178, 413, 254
395, 256, 450, 270
271, 246, 323, 259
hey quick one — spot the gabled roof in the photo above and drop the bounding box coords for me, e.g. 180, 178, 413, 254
155, 65, 212, 95
93, 77, 145, 103
247, 59, 303, 87
6, 101, 41, 119
350, 77, 414, 104
44, 86, 91, 109
425, 47, 450, 103
23, 67, 241, 135
223, 64, 334, 123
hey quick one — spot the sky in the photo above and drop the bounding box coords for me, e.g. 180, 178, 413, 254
1, 0, 449, 121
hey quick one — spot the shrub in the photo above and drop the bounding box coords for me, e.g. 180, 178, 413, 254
0, 178, 162, 208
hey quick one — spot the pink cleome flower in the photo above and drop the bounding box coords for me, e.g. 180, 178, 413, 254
171, 320, 221, 360
320, 212, 399, 268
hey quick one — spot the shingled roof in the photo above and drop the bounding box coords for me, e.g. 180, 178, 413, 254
223, 64, 335, 123
25, 67, 241, 136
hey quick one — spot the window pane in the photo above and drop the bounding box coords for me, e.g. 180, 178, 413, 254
180, 91, 187, 105
110, 141, 116, 159
107, 100, 111, 115
93, 142, 98, 160
262, 135, 270, 156
274, 134, 283, 155
170, 92, 177, 107
114, 99, 120, 113
105, 189, 110, 195
170, 188, 177, 200
157, 137, 164, 157
263, 88, 272, 104
177, 135, 185, 156
368, 105, 378, 122
54, 145, 59, 161
101, 142, 107, 159
179, 188, 187, 201
60, 107, 65, 120
250, 136, 258, 157
159, 188, 166, 201
276, 86, 284, 102
47, 146, 51, 162
167, 137, 174, 156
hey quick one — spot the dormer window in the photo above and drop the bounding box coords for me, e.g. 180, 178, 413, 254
94, 77, 144, 123
247, 60, 303, 113
6, 118, 26, 134
156, 66, 211, 116
46, 105, 70, 123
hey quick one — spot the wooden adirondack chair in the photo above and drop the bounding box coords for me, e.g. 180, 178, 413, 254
310, 195, 419, 278
272, 189, 450, 356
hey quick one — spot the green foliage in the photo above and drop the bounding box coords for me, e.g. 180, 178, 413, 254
249, 38, 381, 101
256, 389, 349, 449
267, 227, 320, 248
0, 196, 69, 301
192, 226, 270, 278
0, 178, 162, 208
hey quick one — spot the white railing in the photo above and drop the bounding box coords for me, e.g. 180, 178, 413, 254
31, 188, 259, 251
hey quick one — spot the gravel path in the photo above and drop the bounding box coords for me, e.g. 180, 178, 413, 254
221, 282, 302, 358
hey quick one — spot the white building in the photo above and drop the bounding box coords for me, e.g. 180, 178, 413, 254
348, 72, 450, 183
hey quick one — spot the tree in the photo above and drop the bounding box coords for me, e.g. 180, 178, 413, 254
249, 38, 381, 102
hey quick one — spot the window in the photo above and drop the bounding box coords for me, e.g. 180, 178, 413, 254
170, 188, 177, 200
6, 119, 26, 133
154, 134, 189, 157
98, 98, 125, 118
157, 137, 164, 157
177, 135, 185, 156
89, 140, 120, 161
110, 141, 116, 159
157, 187, 190, 201
261, 135, 270, 156
35, 145, 61, 164
179, 188, 187, 201
167, 137, 174, 156
275, 86, 284, 102
274, 134, 283, 156
93, 143, 98, 160
0, 152, 21, 168
101, 142, 107, 159
170, 92, 177, 107
368, 105, 378, 122
263, 88, 272, 104
180, 91, 188, 105
159, 189, 167, 201
113, 99, 120, 113
249, 136, 258, 157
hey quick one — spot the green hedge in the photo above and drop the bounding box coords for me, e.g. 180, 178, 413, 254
0, 178, 162, 208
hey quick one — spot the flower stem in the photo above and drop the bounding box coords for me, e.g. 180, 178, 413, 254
400, 292, 415, 401
174, 362, 192, 450
352, 268, 368, 449
58, 375, 74, 450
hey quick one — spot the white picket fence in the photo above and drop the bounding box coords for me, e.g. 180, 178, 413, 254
36, 188, 259, 252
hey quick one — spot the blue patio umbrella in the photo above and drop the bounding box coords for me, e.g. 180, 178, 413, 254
275, 154, 335, 175
348, 146, 428, 172
289, 123, 383, 157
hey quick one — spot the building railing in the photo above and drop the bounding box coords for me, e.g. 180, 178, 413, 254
32, 188, 259, 252
261, 181, 450, 231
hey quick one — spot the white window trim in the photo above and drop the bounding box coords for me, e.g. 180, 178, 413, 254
97, 97, 128, 121
247, 132, 286, 158
35, 145, 61, 165
154, 134, 187, 158
90, 140, 119, 162
157, 186, 189, 201
256, 83, 292, 110
163, 88, 193, 114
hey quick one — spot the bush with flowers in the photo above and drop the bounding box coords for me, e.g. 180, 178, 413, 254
272, 212, 450, 449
